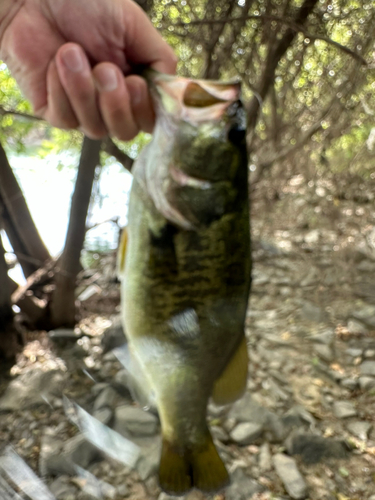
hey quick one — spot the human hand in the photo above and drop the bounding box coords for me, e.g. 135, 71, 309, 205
0, 0, 177, 140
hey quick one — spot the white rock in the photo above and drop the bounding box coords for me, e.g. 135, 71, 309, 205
340, 378, 358, 390
230, 422, 263, 445
136, 436, 162, 480
333, 401, 357, 419
259, 442, 272, 471
0, 369, 66, 411
309, 328, 334, 345
63, 434, 102, 469
93, 386, 117, 411
360, 361, 375, 376
304, 230, 319, 244
346, 421, 372, 441
359, 376, 375, 390
347, 320, 368, 335
346, 348, 363, 358
313, 344, 333, 362
273, 453, 307, 499
114, 405, 159, 437
39, 430, 74, 476
226, 468, 263, 500
92, 407, 113, 426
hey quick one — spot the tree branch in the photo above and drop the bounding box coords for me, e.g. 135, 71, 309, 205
165, 14, 366, 65
102, 138, 134, 173
250, 121, 323, 188
0, 106, 43, 121
0, 109, 135, 174
262, 121, 322, 169
247, 0, 320, 134
11, 258, 56, 304
0, 110, 135, 175
250, 98, 337, 187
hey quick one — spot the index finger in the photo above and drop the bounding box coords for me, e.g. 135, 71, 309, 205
123, 1, 177, 75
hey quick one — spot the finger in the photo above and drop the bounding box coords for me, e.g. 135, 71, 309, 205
43, 59, 79, 129
55, 43, 107, 139
93, 62, 139, 141
125, 75, 154, 134
124, 2, 178, 75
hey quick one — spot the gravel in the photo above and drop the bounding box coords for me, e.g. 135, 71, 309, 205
2, 197, 375, 500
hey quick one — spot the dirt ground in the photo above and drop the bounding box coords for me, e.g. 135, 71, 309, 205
0, 172, 374, 500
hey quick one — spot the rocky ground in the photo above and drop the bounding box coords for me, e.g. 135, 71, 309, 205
0, 173, 374, 500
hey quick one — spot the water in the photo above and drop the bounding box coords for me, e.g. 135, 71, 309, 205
3, 153, 133, 284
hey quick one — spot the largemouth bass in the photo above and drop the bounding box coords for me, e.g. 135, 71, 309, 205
119, 71, 251, 495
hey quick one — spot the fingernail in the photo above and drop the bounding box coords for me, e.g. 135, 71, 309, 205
61, 46, 84, 72
95, 67, 118, 92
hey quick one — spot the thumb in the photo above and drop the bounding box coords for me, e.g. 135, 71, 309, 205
122, 0, 177, 74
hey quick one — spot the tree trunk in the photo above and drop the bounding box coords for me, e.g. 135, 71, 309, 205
203, 0, 239, 80
0, 141, 51, 277
0, 234, 20, 360
50, 138, 101, 328
0, 234, 12, 329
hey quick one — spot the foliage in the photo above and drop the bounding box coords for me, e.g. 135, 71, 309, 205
110, 132, 152, 161
158, 0, 375, 183
0, 66, 36, 152
0, 66, 83, 159
1, 0, 374, 182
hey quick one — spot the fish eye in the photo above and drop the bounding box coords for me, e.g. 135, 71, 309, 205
228, 123, 246, 144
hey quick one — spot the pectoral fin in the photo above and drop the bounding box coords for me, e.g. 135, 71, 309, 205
212, 335, 248, 406
113, 343, 155, 410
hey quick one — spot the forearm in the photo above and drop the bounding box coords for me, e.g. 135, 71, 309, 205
0, 0, 24, 51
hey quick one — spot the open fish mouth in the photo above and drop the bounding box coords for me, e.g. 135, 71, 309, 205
146, 70, 242, 122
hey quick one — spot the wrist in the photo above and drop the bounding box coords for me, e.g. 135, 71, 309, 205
0, 0, 24, 51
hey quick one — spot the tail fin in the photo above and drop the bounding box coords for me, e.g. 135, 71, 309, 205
159, 440, 191, 495
158, 433, 229, 495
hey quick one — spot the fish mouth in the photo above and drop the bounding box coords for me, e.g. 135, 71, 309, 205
146, 71, 242, 122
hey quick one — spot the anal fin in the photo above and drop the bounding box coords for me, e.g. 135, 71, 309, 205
116, 227, 128, 278
212, 335, 248, 406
